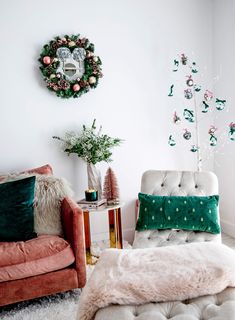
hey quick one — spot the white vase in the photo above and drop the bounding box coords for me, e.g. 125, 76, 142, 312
87, 163, 102, 199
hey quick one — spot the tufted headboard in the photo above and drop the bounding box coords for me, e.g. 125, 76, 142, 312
133, 170, 221, 249
141, 170, 218, 196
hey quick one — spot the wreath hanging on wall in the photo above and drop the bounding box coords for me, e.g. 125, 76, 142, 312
38, 34, 103, 99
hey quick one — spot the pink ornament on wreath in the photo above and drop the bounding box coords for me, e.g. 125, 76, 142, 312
43, 56, 51, 65
73, 84, 80, 92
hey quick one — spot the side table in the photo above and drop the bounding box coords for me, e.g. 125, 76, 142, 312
81, 203, 124, 264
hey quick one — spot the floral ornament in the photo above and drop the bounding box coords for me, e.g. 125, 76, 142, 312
186, 75, 194, 87
204, 90, 213, 101
216, 98, 226, 111
183, 129, 191, 140
229, 122, 235, 141
190, 145, 199, 152
39, 34, 103, 99
173, 59, 179, 72
183, 109, 194, 122
181, 53, 188, 65
168, 84, 174, 97
184, 89, 193, 99
208, 125, 218, 146
168, 135, 176, 146
202, 101, 209, 113
173, 111, 181, 124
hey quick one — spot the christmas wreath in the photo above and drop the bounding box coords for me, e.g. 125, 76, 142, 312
38, 34, 103, 99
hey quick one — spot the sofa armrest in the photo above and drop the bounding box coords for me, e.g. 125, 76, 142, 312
61, 197, 86, 288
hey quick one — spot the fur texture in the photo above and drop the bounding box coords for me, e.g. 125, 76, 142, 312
78, 242, 235, 320
1, 174, 74, 236
34, 175, 73, 236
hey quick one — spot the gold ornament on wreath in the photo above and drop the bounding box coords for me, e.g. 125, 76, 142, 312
38, 34, 103, 99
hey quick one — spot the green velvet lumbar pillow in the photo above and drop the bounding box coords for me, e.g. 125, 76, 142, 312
136, 193, 220, 234
0, 176, 36, 241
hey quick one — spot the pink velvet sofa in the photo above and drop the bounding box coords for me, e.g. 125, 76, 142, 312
0, 164, 86, 306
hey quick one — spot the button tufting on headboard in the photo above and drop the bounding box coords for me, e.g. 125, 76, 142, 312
141, 170, 218, 196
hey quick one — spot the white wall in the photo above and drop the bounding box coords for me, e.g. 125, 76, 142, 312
0, 0, 214, 242
213, 0, 235, 237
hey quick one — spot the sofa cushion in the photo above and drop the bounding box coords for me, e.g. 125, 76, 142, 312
0, 235, 75, 282
0, 176, 36, 242
136, 193, 220, 234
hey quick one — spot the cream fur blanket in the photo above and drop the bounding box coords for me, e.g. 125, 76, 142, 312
78, 242, 235, 320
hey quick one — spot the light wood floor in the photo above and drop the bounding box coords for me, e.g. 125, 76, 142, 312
222, 233, 235, 249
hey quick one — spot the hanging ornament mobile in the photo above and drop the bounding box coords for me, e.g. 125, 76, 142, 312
167, 53, 232, 171
181, 53, 188, 65
202, 101, 209, 113
183, 109, 194, 122
190, 145, 199, 152
208, 126, 218, 146
173, 111, 181, 124
204, 90, 213, 101
173, 59, 179, 72
168, 84, 174, 97
229, 122, 235, 141
38, 34, 103, 99
216, 98, 226, 111
186, 75, 194, 87
183, 129, 191, 140
194, 84, 201, 92
168, 135, 176, 146
191, 62, 198, 73
184, 89, 193, 99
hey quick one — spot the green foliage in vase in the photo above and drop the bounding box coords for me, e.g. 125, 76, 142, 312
53, 119, 123, 165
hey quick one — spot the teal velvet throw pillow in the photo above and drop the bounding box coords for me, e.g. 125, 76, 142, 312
0, 176, 36, 241
136, 193, 220, 234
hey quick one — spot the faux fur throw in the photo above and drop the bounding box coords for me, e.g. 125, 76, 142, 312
78, 242, 235, 320
33, 175, 73, 236
1, 174, 73, 236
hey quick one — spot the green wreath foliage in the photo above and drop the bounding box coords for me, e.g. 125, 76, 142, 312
38, 34, 103, 99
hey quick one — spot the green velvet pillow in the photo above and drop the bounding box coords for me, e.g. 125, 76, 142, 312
0, 176, 36, 241
136, 193, 220, 234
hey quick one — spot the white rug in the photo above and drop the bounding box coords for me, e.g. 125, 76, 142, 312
0, 290, 80, 320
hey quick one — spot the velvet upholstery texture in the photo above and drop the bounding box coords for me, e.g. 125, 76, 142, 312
61, 197, 86, 287
0, 165, 86, 307
0, 235, 75, 282
23, 164, 53, 175
0, 268, 78, 307
0, 176, 36, 241
137, 193, 220, 234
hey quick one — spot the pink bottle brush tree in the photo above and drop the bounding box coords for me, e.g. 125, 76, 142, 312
103, 167, 120, 205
